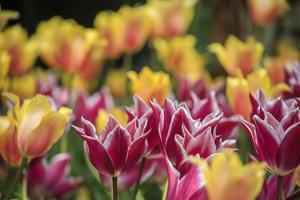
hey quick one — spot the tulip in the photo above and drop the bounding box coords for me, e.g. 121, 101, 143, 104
95, 108, 128, 133
209, 35, 263, 76
284, 62, 300, 98
145, 0, 196, 38
4, 93, 71, 158
127, 67, 171, 106
0, 115, 22, 166
0, 10, 19, 30
248, 0, 289, 26
27, 153, 81, 199
119, 6, 150, 54
164, 157, 207, 200
226, 68, 289, 119
94, 11, 125, 59
35, 17, 106, 80
105, 70, 127, 98
73, 116, 148, 177
259, 174, 294, 200
0, 25, 37, 75
192, 150, 265, 200
0, 51, 10, 92
73, 88, 113, 125
10, 73, 37, 98
241, 92, 300, 175
153, 35, 204, 82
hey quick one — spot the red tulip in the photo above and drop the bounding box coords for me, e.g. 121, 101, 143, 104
283, 62, 300, 99
242, 91, 300, 175
73, 116, 148, 177
164, 157, 207, 200
27, 153, 81, 199
74, 88, 113, 124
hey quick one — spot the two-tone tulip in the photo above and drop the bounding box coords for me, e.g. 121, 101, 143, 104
241, 92, 300, 175
27, 153, 81, 199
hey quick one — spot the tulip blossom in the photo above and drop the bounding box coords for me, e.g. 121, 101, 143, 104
95, 108, 128, 133
73, 116, 148, 177
145, 0, 196, 38
248, 0, 289, 26
73, 88, 113, 125
0, 115, 22, 166
127, 67, 171, 106
105, 70, 127, 98
0, 51, 10, 92
4, 93, 71, 158
35, 17, 106, 80
0, 25, 37, 75
241, 92, 300, 175
94, 11, 125, 59
10, 73, 37, 98
164, 157, 207, 200
226, 68, 289, 119
209, 35, 263, 76
284, 62, 300, 98
259, 174, 294, 200
153, 35, 204, 82
120, 6, 150, 54
27, 153, 81, 199
192, 150, 265, 200
0, 10, 19, 30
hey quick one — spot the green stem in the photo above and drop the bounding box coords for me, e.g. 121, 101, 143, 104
112, 176, 118, 200
263, 23, 276, 56
277, 175, 285, 200
22, 172, 28, 200
131, 158, 146, 200
5, 157, 28, 199
60, 133, 68, 152
123, 53, 132, 72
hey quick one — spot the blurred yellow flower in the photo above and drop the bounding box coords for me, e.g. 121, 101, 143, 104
119, 6, 151, 54
192, 150, 265, 200
0, 114, 22, 166
226, 68, 289, 119
35, 17, 106, 80
106, 70, 127, 98
10, 73, 37, 98
127, 67, 171, 106
0, 51, 10, 92
94, 11, 125, 59
145, 0, 196, 38
248, 0, 289, 26
0, 25, 37, 75
3, 93, 71, 158
209, 35, 263, 76
95, 108, 128, 133
295, 165, 300, 187
153, 35, 204, 82
0, 10, 19, 30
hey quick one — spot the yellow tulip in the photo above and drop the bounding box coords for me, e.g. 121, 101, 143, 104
127, 67, 171, 106
0, 51, 10, 92
94, 11, 125, 59
153, 35, 204, 82
0, 25, 37, 75
3, 93, 71, 158
119, 6, 151, 54
209, 35, 263, 76
95, 108, 128, 133
248, 0, 289, 26
226, 68, 289, 119
10, 73, 37, 98
0, 10, 19, 30
145, 0, 196, 38
0, 115, 22, 166
106, 70, 127, 98
35, 17, 106, 80
192, 150, 265, 200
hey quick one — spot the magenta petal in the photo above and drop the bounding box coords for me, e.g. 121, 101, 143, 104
53, 177, 82, 198
100, 115, 119, 142
103, 126, 131, 174
80, 117, 97, 137
133, 95, 149, 118
83, 136, 114, 176
124, 134, 148, 170
164, 158, 179, 200
45, 153, 71, 187
276, 122, 300, 173
27, 157, 47, 186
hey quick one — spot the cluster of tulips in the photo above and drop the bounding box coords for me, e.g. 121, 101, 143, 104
0, 0, 300, 199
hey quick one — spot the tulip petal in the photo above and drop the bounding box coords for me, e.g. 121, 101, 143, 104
24, 111, 68, 157
276, 122, 300, 174
103, 125, 131, 175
